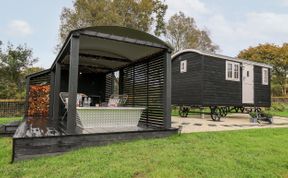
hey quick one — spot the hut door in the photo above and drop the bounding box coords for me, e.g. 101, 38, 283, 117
242, 64, 254, 104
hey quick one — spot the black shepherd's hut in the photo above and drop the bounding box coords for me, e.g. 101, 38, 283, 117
13, 26, 177, 161
171, 49, 272, 118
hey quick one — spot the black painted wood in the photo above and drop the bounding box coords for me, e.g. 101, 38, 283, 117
67, 35, 80, 132
254, 66, 271, 107
12, 128, 178, 162
172, 53, 203, 105
123, 53, 166, 128
171, 51, 271, 107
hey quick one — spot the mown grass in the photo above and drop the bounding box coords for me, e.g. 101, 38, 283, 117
1, 128, 288, 178
0, 117, 22, 125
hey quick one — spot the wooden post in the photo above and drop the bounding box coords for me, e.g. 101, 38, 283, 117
164, 50, 172, 129
67, 34, 80, 133
49, 70, 55, 118
53, 63, 61, 121
24, 77, 31, 117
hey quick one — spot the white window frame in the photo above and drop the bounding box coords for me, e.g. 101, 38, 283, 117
180, 60, 187, 73
226, 61, 240, 81
262, 68, 269, 85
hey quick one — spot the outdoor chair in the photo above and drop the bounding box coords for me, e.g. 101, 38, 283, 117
59, 92, 87, 121
107, 94, 128, 107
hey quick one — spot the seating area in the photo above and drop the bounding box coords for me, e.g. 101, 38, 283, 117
59, 92, 145, 128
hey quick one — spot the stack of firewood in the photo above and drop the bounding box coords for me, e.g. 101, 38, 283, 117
27, 85, 50, 117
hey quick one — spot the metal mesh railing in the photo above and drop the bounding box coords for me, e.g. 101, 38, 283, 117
0, 99, 25, 117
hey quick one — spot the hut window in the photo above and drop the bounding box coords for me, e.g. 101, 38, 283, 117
226, 61, 240, 81
262, 68, 268, 85
180, 60, 187, 73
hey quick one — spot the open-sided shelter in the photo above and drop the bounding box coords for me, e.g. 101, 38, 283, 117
13, 26, 177, 161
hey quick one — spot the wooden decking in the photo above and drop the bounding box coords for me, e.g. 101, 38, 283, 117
12, 123, 178, 162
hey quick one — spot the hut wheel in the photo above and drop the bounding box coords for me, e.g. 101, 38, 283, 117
240, 107, 245, 113
220, 107, 228, 117
210, 106, 221, 121
179, 106, 189, 117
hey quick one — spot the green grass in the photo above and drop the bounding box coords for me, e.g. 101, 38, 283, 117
0, 117, 22, 125
1, 128, 288, 178
265, 102, 288, 117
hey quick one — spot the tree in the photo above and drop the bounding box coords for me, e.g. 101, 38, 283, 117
0, 42, 39, 98
166, 12, 219, 53
238, 43, 288, 96
57, 0, 167, 49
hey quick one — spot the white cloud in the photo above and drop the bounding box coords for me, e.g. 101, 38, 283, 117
6, 20, 33, 37
165, 0, 209, 18
204, 12, 288, 56
280, 0, 288, 6
165, 0, 288, 56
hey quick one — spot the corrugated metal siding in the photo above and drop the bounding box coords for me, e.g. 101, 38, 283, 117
254, 66, 271, 107
171, 52, 202, 105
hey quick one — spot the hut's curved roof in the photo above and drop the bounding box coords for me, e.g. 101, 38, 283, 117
50, 26, 172, 73
172, 49, 272, 68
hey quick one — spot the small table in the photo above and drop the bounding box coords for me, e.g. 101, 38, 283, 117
76, 107, 145, 128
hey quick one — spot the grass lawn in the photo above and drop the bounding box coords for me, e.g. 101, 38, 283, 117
1, 128, 288, 178
268, 110, 288, 117
0, 117, 22, 125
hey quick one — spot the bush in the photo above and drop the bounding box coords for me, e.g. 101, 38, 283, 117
271, 102, 286, 111
271, 84, 283, 96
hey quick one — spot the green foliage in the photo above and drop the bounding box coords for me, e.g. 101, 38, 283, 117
271, 102, 287, 112
166, 11, 219, 53
238, 43, 288, 96
0, 42, 41, 99
58, 0, 167, 48
1, 129, 288, 177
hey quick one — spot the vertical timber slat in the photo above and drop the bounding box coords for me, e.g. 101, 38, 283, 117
53, 63, 61, 121
67, 34, 80, 133
164, 51, 172, 128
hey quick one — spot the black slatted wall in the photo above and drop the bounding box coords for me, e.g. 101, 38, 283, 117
122, 54, 165, 128
105, 73, 113, 102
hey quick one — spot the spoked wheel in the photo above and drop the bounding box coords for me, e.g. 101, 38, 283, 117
220, 107, 228, 117
240, 107, 245, 113
254, 107, 261, 112
179, 106, 190, 117
234, 107, 239, 113
210, 106, 221, 121
245, 107, 253, 113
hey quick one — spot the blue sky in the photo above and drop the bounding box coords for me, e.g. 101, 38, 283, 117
1, 0, 288, 68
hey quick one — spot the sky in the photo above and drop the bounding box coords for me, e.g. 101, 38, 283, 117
1, 0, 288, 68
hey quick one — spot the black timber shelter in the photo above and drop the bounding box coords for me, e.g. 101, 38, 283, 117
171, 49, 272, 108
13, 26, 176, 161
26, 26, 173, 130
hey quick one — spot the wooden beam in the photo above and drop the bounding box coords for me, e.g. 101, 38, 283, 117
67, 34, 80, 133
79, 53, 132, 63
49, 70, 55, 118
163, 50, 172, 128
24, 77, 30, 117
53, 63, 61, 121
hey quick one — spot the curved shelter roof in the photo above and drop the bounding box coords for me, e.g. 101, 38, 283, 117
51, 26, 172, 73
172, 49, 272, 69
